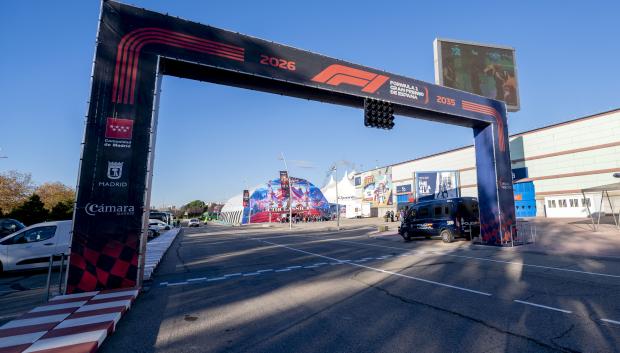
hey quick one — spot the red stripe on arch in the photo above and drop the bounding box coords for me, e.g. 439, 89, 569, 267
112, 28, 244, 104
125, 36, 243, 103
118, 29, 244, 103
115, 28, 244, 103
461, 101, 506, 151
123, 33, 243, 103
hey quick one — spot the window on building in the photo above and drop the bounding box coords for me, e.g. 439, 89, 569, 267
548, 200, 556, 208
582, 198, 591, 207
558, 199, 567, 208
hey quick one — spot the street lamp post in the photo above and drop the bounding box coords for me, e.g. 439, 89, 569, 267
331, 165, 340, 229
280, 152, 292, 230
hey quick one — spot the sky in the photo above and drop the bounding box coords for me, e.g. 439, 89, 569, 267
1, 1, 619, 207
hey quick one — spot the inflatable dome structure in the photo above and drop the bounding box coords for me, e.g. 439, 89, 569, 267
220, 177, 330, 225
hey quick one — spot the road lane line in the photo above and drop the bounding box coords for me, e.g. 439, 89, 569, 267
224, 273, 242, 277
313, 237, 620, 279
257, 269, 273, 273
167, 281, 188, 286
513, 300, 572, 314
287, 266, 302, 269
601, 318, 620, 325
242, 272, 260, 276
256, 239, 492, 296
275, 269, 291, 272
187, 277, 206, 282
207, 277, 227, 281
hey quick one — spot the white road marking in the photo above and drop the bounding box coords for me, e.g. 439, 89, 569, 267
287, 266, 302, 269
168, 282, 189, 286
513, 300, 572, 314
303, 265, 318, 268
601, 318, 620, 325
242, 272, 260, 276
159, 282, 168, 286
207, 277, 227, 281
275, 269, 291, 272
188, 277, 206, 282
321, 238, 620, 279
256, 239, 492, 296
225, 273, 242, 277
257, 269, 274, 273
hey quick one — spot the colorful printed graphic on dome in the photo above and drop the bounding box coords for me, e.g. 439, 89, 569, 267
243, 177, 330, 223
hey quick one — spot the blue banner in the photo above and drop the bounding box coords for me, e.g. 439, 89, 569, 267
415, 171, 459, 201
396, 184, 412, 193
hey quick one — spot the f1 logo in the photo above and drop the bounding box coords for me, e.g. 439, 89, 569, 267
311, 64, 389, 93
105, 118, 134, 140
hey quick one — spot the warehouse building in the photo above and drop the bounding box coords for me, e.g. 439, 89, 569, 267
354, 108, 620, 218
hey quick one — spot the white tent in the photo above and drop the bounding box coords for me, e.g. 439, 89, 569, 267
220, 184, 262, 225
321, 170, 361, 218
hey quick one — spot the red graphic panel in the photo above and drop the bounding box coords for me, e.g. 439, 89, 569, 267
105, 118, 134, 140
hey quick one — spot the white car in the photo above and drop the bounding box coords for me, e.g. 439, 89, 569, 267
187, 218, 200, 227
0, 220, 72, 273
148, 219, 171, 232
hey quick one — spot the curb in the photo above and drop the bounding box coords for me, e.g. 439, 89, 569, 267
0, 288, 139, 353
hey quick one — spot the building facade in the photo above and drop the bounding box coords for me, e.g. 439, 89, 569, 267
355, 109, 620, 218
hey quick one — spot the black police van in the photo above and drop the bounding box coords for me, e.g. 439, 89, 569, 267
398, 197, 480, 243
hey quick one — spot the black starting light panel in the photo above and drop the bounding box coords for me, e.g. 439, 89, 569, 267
364, 98, 395, 130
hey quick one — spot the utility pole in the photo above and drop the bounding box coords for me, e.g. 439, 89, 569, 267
280, 152, 292, 230
331, 165, 340, 229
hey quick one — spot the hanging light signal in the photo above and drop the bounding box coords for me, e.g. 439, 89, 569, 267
364, 98, 394, 130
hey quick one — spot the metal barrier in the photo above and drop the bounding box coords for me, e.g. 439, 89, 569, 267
508, 221, 537, 247
44, 253, 68, 302
465, 222, 482, 244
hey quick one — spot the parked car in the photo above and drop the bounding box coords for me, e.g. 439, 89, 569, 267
398, 197, 480, 243
0, 218, 26, 238
149, 219, 171, 232
147, 225, 160, 240
187, 218, 200, 227
0, 220, 72, 273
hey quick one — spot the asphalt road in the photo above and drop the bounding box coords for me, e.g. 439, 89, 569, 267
101, 224, 620, 353
0, 268, 58, 325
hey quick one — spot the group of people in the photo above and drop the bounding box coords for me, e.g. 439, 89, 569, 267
384, 210, 399, 222
279, 214, 327, 223
385, 208, 410, 223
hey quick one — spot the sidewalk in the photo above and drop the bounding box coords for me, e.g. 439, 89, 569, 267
506, 218, 620, 259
